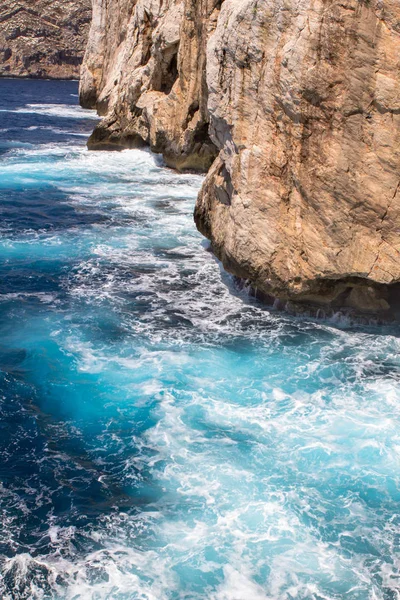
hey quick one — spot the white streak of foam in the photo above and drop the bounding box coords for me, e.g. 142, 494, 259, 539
0, 104, 100, 120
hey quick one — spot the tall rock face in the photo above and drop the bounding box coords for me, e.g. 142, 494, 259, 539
0, 0, 91, 79
196, 0, 400, 315
82, 0, 400, 315
80, 0, 219, 171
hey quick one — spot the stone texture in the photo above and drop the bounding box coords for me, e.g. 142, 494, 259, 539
82, 0, 400, 314
80, 0, 219, 171
0, 0, 91, 79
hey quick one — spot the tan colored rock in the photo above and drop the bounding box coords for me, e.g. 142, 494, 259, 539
195, 0, 400, 314
0, 0, 91, 79
82, 0, 400, 314
80, 0, 219, 172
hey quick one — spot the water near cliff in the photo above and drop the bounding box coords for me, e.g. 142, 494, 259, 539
0, 80, 399, 600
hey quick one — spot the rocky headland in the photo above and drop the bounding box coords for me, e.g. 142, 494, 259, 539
81, 0, 400, 317
0, 0, 91, 79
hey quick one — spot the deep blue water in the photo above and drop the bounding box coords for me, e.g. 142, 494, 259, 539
0, 79, 400, 600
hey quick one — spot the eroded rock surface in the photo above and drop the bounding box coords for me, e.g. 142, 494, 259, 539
0, 0, 91, 79
80, 0, 219, 171
195, 0, 400, 315
82, 0, 400, 314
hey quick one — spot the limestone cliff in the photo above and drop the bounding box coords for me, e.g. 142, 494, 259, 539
80, 0, 219, 171
81, 0, 400, 315
0, 0, 91, 79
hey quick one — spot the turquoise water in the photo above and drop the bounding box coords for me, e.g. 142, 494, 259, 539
0, 79, 400, 600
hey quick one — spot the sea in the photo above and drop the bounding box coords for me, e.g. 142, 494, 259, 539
0, 78, 399, 600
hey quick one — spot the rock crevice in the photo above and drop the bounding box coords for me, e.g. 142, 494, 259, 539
80, 0, 220, 172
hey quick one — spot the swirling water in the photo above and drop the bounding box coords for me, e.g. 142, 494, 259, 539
0, 79, 399, 600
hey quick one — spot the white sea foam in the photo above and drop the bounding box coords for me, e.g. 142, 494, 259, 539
0, 103, 100, 120
24, 125, 89, 137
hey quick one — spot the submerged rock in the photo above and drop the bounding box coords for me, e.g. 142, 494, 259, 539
0, 0, 91, 79
81, 0, 400, 315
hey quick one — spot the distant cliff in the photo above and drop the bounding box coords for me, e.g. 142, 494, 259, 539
0, 0, 91, 79
81, 0, 400, 317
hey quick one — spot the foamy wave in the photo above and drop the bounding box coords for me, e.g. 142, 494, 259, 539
0, 104, 99, 120
1, 543, 177, 600
24, 125, 89, 137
